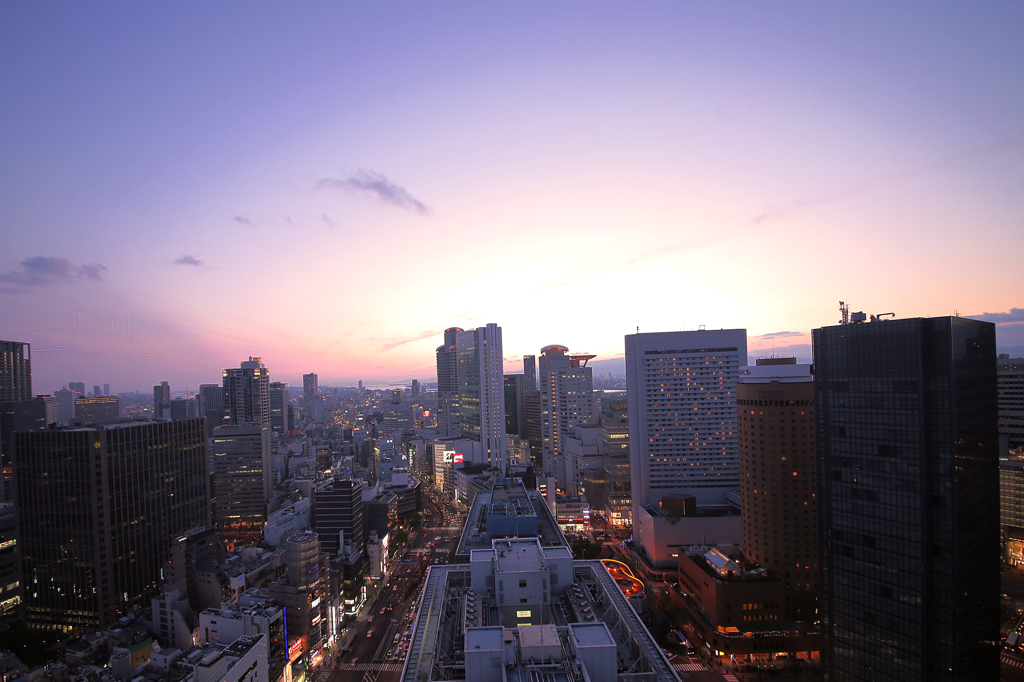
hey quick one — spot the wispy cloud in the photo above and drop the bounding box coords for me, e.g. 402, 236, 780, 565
316, 169, 432, 216
322, 214, 337, 228
0, 256, 107, 293
755, 331, 805, 341
233, 215, 255, 227
175, 255, 204, 266
968, 307, 1024, 323
753, 136, 1024, 224
378, 328, 439, 352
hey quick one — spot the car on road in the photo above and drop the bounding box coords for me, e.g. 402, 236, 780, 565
367, 630, 374, 637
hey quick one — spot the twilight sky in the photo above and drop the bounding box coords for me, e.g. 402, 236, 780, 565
2, 3, 1023, 392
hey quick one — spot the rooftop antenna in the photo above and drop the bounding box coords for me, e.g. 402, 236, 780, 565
839, 301, 850, 325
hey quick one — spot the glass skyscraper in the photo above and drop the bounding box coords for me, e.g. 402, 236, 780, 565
813, 316, 999, 681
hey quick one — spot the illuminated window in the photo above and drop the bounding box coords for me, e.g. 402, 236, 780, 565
516, 610, 531, 618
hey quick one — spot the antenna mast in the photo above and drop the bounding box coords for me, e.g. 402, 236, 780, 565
839, 301, 850, 325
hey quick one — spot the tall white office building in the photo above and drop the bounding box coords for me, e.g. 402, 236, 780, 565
538, 345, 596, 488
456, 324, 507, 472
626, 329, 747, 509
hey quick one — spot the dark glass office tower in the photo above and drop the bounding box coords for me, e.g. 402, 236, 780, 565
14, 418, 210, 631
813, 316, 999, 681
312, 477, 365, 556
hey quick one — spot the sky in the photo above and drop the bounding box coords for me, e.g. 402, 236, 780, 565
2, 2, 1023, 392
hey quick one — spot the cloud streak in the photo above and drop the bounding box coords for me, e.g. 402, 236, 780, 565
968, 307, 1024, 323
233, 215, 255, 227
0, 256, 107, 294
175, 255, 204, 266
754, 136, 1024, 224
378, 328, 440, 352
316, 169, 432, 216
755, 331, 805, 341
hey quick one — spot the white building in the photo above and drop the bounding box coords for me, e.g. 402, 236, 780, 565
456, 324, 507, 472
625, 329, 747, 508
538, 345, 596, 488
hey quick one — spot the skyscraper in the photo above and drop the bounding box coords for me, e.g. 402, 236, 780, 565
0, 341, 31, 402
269, 382, 288, 434
14, 418, 210, 631
625, 329, 747, 508
538, 345, 596, 487
523, 354, 537, 391
737, 357, 817, 621
456, 324, 506, 471
55, 386, 75, 422
222, 357, 270, 426
302, 372, 318, 407
504, 374, 527, 437
312, 477, 365, 556
435, 327, 462, 438
814, 316, 999, 680
153, 380, 171, 419
210, 423, 272, 542
199, 383, 225, 437
999, 355, 1024, 455
75, 395, 120, 423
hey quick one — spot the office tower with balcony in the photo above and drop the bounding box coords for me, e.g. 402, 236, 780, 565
435, 327, 462, 438
210, 423, 271, 542
14, 418, 209, 631
738, 357, 817, 622
538, 345, 596, 487
456, 324, 507, 471
0, 341, 31, 402
814, 316, 999, 680
269, 382, 288, 434
222, 357, 270, 426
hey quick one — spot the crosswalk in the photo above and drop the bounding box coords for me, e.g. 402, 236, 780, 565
347, 663, 403, 672
672, 662, 707, 671
723, 675, 739, 682
1003, 653, 1024, 669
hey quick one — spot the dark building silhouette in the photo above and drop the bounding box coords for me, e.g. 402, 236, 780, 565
0, 341, 31, 402
14, 418, 210, 631
222, 358, 270, 426
814, 316, 999, 681
312, 478, 365, 556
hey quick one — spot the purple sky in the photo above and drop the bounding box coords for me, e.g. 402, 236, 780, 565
2, 3, 1023, 392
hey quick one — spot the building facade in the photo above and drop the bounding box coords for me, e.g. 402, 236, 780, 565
0, 341, 31, 402
210, 424, 272, 543
456, 324, 507, 471
737, 358, 817, 621
14, 419, 210, 631
222, 358, 270, 427
538, 345, 595, 488
435, 327, 462, 438
814, 316, 999, 681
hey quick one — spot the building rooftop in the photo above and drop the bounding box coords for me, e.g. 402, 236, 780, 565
455, 480, 568, 561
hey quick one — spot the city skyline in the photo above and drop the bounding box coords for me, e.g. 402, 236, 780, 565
1, 4, 1022, 391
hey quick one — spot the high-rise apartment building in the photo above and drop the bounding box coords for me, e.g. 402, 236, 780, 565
210, 424, 272, 542
269, 382, 288, 434
199, 383, 224, 437
435, 327, 462, 438
312, 478, 365, 556
302, 373, 318, 407
456, 324, 507, 471
0, 341, 31, 402
814, 316, 999, 680
14, 419, 210, 631
738, 357, 817, 621
538, 345, 596, 487
222, 357, 270, 426
625, 329, 747, 508
598, 393, 631, 527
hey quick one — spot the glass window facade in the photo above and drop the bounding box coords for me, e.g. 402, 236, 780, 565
813, 317, 999, 681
